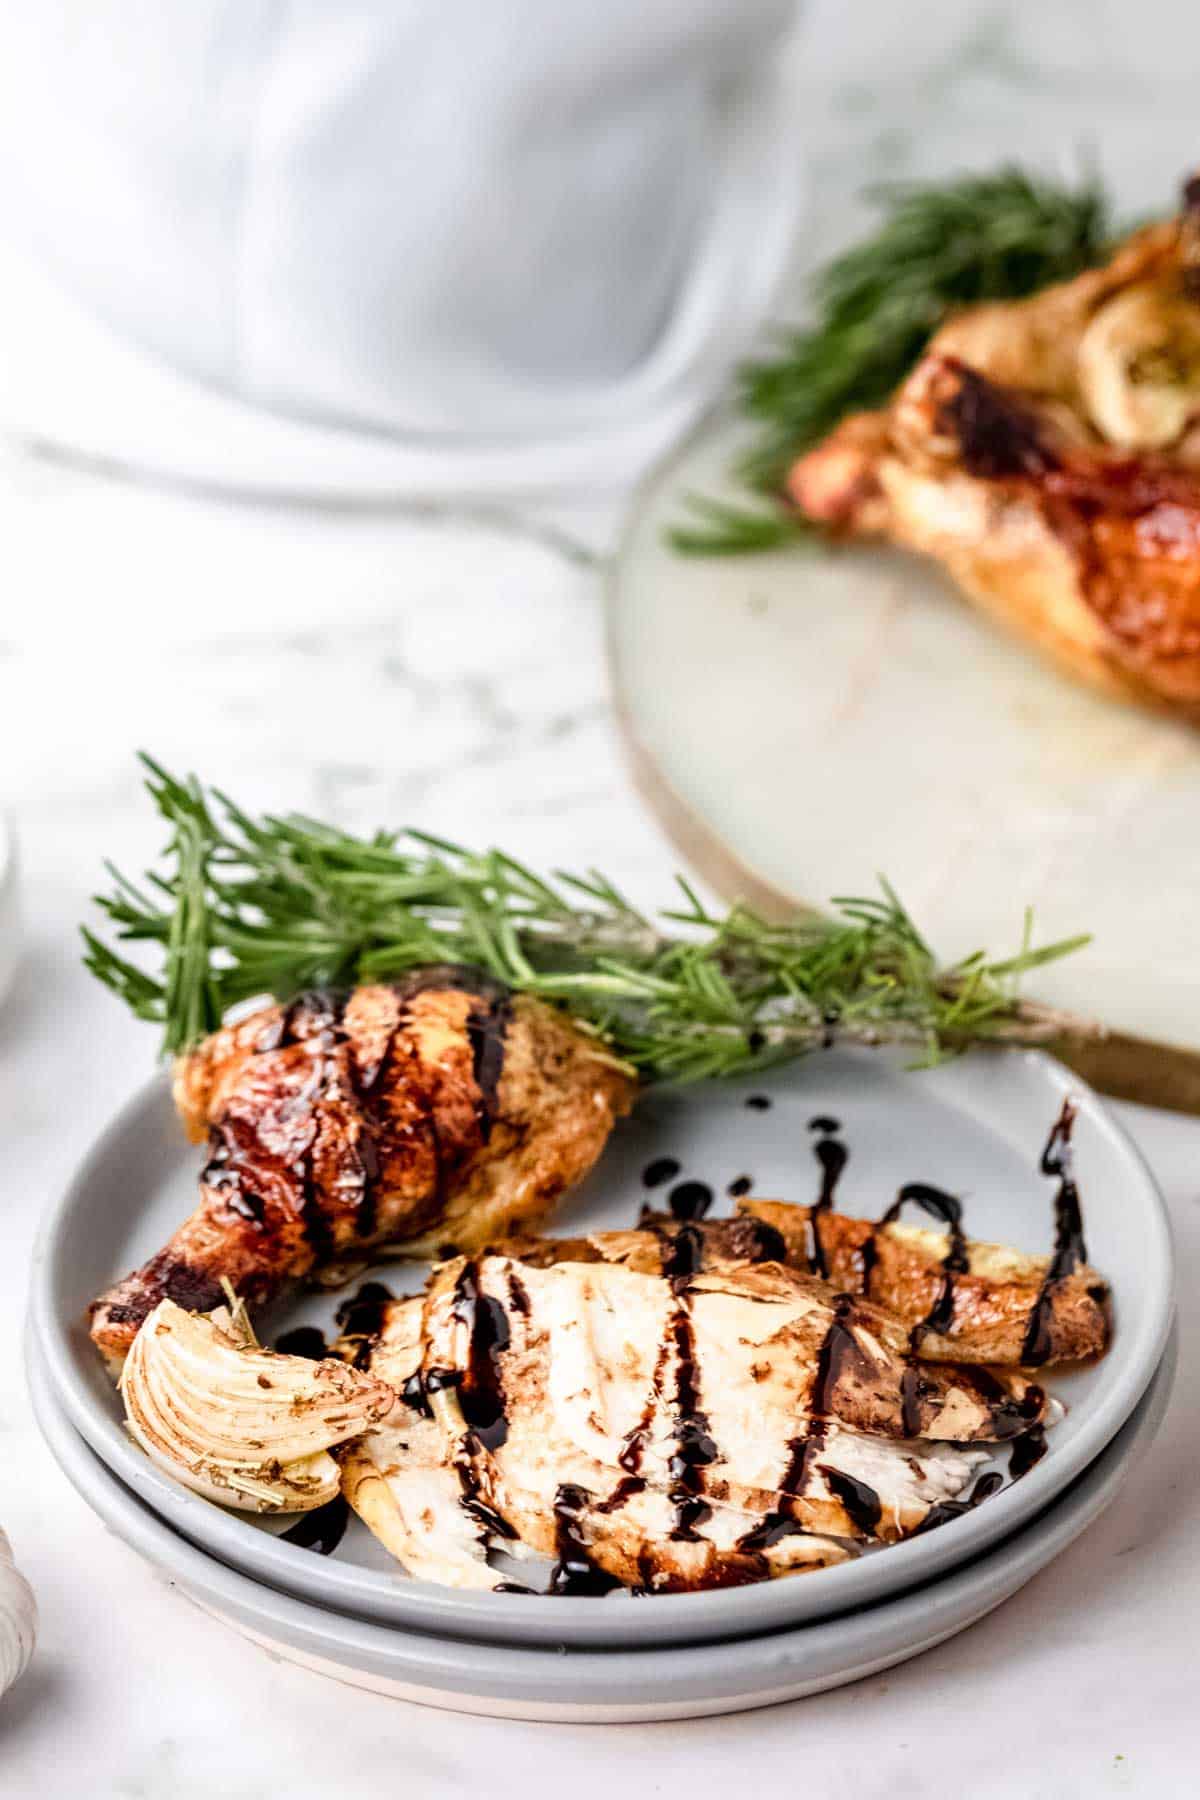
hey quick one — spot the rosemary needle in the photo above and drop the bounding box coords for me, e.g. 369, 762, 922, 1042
82, 756, 1089, 1082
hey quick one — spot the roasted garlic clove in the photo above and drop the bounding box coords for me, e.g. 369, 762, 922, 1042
1078, 279, 1200, 449
120, 1299, 395, 1512
0, 1529, 36, 1699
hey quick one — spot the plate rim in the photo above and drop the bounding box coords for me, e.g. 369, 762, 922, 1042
28, 1047, 1175, 1648
26, 1325, 1178, 1711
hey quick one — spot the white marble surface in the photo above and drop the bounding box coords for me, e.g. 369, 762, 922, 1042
2, 1, 1198, 1791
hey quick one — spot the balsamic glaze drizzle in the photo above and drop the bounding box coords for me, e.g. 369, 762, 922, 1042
661, 1223, 704, 1281
748, 1293, 883, 1548
549, 1485, 622, 1595
1022, 1100, 1085, 1365
806, 1116, 849, 1278
880, 1183, 969, 1349
281, 1496, 349, 1556
727, 1175, 753, 1198
465, 990, 512, 1144
668, 1180, 714, 1222
665, 1300, 718, 1540
334, 1279, 395, 1368
642, 1157, 682, 1189
1009, 1426, 1048, 1480
912, 1470, 1004, 1536
334, 1280, 395, 1339
450, 1261, 511, 1452
273, 1325, 329, 1361
820, 1465, 882, 1535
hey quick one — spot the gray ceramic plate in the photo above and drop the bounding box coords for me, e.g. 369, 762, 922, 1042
28, 1328, 1177, 1721
30, 1044, 1173, 1648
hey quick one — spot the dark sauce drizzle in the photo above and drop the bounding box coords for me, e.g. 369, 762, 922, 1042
1009, 1426, 1048, 1480
334, 1280, 394, 1338
281, 1496, 349, 1556
665, 1300, 718, 1540
668, 1180, 714, 1222
806, 1116, 849, 1278
465, 990, 512, 1144
549, 1484, 622, 1595
449, 1261, 511, 1452
913, 1470, 1004, 1536
1022, 1100, 1085, 1365
727, 1174, 753, 1198
661, 1222, 705, 1281
506, 1268, 532, 1318
595, 1475, 647, 1515
820, 1466, 882, 1536
334, 1279, 395, 1368
880, 1183, 969, 1350
274, 1325, 329, 1361
642, 1157, 681, 1189
617, 1337, 670, 1478
754, 1293, 885, 1547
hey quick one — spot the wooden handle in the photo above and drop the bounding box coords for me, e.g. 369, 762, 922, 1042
1048, 1028, 1200, 1116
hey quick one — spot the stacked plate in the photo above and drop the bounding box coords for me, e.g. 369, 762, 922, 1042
28, 1045, 1175, 1721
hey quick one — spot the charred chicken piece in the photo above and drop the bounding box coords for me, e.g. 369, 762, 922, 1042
89, 970, 633, 1370
501, 1205, 1110, 1368
789, 181, 1200, 719
342, 1253, 1043, 1593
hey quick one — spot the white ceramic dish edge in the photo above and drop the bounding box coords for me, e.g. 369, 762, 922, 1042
27, 1328, 1177, 1721
29, 1048, 1175, 1650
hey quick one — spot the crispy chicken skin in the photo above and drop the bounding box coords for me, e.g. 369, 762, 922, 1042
789, 185, 1200, 718
735, 1199, 1110, 1366
501, 1206, 1110, 1368
89, 971, 633, 1369
342, 1255, 1037, 1592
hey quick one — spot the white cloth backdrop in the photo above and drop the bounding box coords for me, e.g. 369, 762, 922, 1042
0, 1, 802, 493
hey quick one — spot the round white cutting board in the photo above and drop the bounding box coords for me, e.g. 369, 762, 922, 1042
610, 413, 1200, 1053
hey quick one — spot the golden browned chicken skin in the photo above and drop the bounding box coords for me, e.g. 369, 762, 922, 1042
89, 970, 633, 1368
789, 180, 1200, 719
498, 1196, 1110, 1370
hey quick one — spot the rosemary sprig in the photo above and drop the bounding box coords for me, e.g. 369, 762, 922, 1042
82, 757, 1090, 1083
669, 166, 1113, 555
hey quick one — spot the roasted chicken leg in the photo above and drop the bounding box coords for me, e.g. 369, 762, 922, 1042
790, 178, 1200, 719
89, 970, 633, 1369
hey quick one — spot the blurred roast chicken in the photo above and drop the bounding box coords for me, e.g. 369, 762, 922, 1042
790, 176, 1200, 718
89, 971, 633, 1370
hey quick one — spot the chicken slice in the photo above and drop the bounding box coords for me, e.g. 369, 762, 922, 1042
90, 970, 633, 1370
500, 1208, 1109, 1369
389, 1256, 1024, 1582
337, 1297, 508, 1591
734, 1198, 1110, 1367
